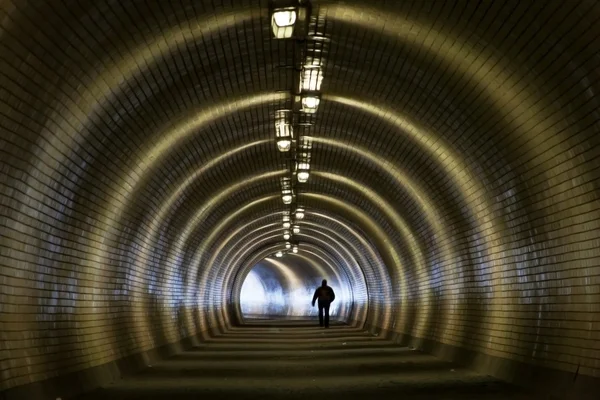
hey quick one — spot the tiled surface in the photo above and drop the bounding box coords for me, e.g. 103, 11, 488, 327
73, 321, 533, 400
0, 0, 599, 396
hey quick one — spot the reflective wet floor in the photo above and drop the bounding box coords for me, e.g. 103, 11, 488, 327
75, 320, 535, 400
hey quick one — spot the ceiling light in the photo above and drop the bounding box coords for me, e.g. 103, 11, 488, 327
277, 139, 291, 152
283, 232, 291, 240
293, 225, 300, 234
300, 67, 323, 91
283, 222, 291, 229
275, 251, 283, 258
301, 96, 320, 113
283, 215, 290, 222
295, 208, 305, 219
285, 242, 291, 249
272, 9, 296, 39
297, 162, 310, 183
292, 245, 299, 254
275, 111, 292, 152
282, 194, 292, 204
297, 171, 309, 182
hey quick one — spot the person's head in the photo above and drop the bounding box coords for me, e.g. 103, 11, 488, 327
321, 279, 327, 286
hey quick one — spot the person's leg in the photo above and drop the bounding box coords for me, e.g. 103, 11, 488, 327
318, 304, 324, 327
324, 302, 330, 328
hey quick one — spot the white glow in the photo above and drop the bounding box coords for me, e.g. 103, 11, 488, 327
240, 269, 270, 316
300, 67, 323, 91
240, 260, 349, 319
285, 242, 291, 249
283, 222, 291, 229
283, 233, 291, 240
297, 171, 309, 182
271, 9, 296, 39
302, 96, 320, 113
276, 121, 292, 137
282, 194, 292, 204
295, 211, 305, 219
293, 225, 300, 234
275, 251, 283, 258
283, 215, 290, 222
273, 9, 296, 26
292, 246, 299, 254
277, 139, 291, 152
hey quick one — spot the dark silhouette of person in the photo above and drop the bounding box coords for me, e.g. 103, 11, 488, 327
312, 279, 335, 328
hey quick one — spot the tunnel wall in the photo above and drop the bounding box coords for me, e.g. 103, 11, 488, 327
1, 1, 600, 400
0, 125, 222, 399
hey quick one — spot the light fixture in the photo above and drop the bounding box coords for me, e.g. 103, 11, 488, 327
301, 96, 320, 113
285, 242, 291, 249
275, 251, 283, 258
271, 8, 297, 39
277, 139, 291, 152
282, 189, 293, 204
275, 115, 292, 152
292, 245, 299, 254
283, 222, 291, 229
283, 215, 290, 222
293, 225, 300, 234
295, 208, 305, 219
283, 232, 291, 240
300, 67, 323, 91
297, 162, 310, 183
297, 171, 309, 182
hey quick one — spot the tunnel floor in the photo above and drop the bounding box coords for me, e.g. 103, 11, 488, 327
74, 320, 533, 400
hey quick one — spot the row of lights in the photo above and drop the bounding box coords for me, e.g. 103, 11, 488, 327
270, 1, 322, 257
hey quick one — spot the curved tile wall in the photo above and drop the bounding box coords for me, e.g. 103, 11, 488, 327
0, 1, 599, 399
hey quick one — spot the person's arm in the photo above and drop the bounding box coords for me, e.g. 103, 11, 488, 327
311, 288, 319, 306
330, 287, 335, 302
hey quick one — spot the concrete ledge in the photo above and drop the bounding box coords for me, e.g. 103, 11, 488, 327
364, 324, 599, 400
0, 327, 225, 400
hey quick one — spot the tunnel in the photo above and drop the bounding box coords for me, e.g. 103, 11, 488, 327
0, 0, 599, 399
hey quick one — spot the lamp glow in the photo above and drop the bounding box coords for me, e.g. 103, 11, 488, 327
283, 233, 291, 240
301, 96, 320, 113
275, 251, 283, 258
285, 242, 291, 249
283, 222, 291, 229
295, 209, 305, 219
300, 67, 323, 91
271, 9, 296, 39
297, 171, 309, 182
282, 194, 292, 204
277, 139, 291, 152
293, 225, 300, 234
292, 246, 299, 254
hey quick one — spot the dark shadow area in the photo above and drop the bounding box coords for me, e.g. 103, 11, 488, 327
71, 319, 536, 400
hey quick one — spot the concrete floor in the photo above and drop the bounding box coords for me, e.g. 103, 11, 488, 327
74, 320, 539, 400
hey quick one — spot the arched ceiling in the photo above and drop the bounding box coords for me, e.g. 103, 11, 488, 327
1, 0, 599, 396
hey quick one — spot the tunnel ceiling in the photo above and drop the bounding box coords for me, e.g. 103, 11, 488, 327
1, 0, 600, 394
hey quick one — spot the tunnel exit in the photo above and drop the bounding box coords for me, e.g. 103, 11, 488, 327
238, 254, 353, 321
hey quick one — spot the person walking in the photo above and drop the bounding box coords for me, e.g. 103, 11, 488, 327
311, 279, 335, 328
